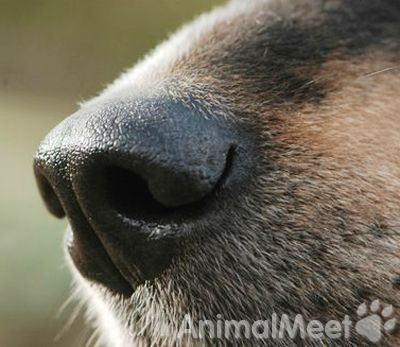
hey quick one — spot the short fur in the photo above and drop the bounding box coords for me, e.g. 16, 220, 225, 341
68, 0, 400, 346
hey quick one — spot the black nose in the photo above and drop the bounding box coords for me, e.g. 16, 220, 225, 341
34, 97, 242, 295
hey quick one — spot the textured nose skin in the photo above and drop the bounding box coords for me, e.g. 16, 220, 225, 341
35, 98, 235, 214
33, 96, 243, 292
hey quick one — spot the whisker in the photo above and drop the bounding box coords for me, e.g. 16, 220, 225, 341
79, 324, 95, 347
361, 65, 400, 78
93, 335, 103, 347
56, 291, 77, 319
85, 328, 100, 347
55, 295, 86, 342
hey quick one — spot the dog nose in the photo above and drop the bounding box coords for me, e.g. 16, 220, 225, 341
33, 97, 241, 294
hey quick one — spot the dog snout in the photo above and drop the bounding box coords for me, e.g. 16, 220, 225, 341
33, 97, 244, 294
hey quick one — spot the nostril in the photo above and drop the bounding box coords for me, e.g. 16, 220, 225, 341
34, 167, 65, 218
217, 145, 236, 189
102, 146, 236, 222
104, 166, 173, 219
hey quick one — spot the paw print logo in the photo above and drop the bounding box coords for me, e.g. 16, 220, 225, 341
355, 300, 397, 343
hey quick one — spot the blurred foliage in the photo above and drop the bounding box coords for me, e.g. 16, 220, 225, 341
0, 1, 223, 346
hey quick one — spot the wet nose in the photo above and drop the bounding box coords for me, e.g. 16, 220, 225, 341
33, 97, 239, 294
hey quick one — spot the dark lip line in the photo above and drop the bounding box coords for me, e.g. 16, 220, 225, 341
64, 190, 136, 297
68, 226, 135, 298
70, 174, 148, 294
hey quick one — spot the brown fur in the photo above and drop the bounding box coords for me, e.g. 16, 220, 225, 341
63, 0, 400, 346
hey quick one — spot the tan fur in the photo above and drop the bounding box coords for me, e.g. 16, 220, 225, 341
66, 1, 400, 346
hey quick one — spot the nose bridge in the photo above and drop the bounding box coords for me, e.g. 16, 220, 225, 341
38, 97, 232, 166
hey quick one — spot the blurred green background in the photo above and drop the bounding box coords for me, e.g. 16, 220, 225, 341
0, 1, 223, 346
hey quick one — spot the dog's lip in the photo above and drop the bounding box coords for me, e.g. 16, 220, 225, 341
64, 226, 136, 297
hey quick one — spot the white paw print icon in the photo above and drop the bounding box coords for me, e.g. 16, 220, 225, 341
355, 299, 397, 343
